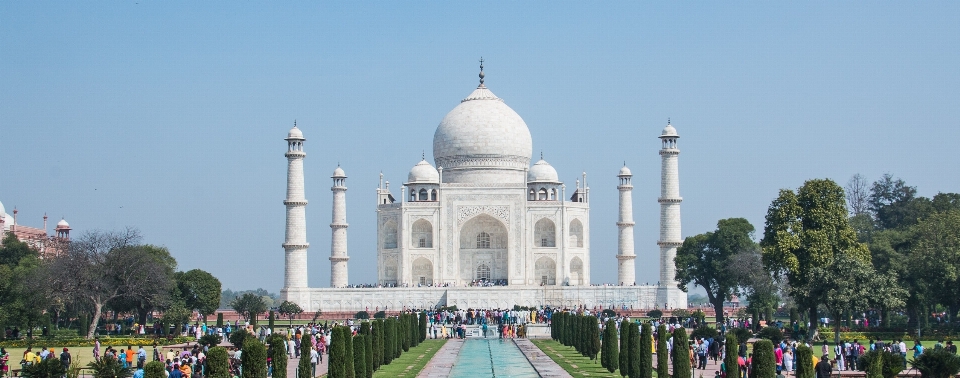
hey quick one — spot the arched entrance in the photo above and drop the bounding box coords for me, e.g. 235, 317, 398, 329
412, 257, 433, 286
459, 214, 508, 284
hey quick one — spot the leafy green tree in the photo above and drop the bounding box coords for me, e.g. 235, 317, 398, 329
869, 174, 929, 230
585, 316, 601, 360
329, 327, 347, 378
343, 327, 356, 378
206, 346, 231, 378
724, 334, 740, 378
232, 293, 268, 324
161, 301, 192, 333
761, 179, 870, 340
143, 361, 166, 378
371, 320, 384, 370
602, 320, 619, 372
752, 340, 776, 378
671, 328, 691, 378
353, 334, 366, 378
298, 332, 313, 378
278, 301, 304, 326
0, 234, 47, 331
229, 328, 251, 347
383, 319, 395, 365
174, 269, 221, 322
638, 322, 653, 378
795, 346, 814, 378
619, 321, 630, 377
911, 349, 960, 378
656, 324, 670, 378
909, 210, 960, 324
627, 323, 641, 378
241, 338, 268, 378
675, 218, 756, 323
267, 334, 288, 378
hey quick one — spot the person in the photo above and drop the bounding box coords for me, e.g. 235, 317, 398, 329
912, 340, 924, 359
850, 340, 860, 371
834, 343, 845, 371
138, 346, 147, 367
815, 354, 832, 378
93, 338, 102, 362
153, 346, 161, 362
1, 348, 10, 377
118, 348, 128, 368
935, 340, 944, 350
169, 364, 183, 378
310, 347, 319, 377
60, 348, 72, 372
132, 364, 145, 378
783, 346, 794, 374
947, 341, 957, 355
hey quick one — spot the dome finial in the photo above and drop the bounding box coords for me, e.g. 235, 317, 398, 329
422, 150, 425, 160
667, 117, 671, 125
540, 151, 543, 160
478, 57, 485, 87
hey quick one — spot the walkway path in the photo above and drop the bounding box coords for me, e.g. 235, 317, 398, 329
283, 354, 328, 378
515, 339, 573, 377
416, 339, 463, 377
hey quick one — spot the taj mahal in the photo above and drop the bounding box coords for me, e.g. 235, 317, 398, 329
280, 62, 687, 313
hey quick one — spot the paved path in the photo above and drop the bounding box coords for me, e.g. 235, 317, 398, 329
417, 339, 464, 378
283, 353, 328, 378
514, 339, 573, 377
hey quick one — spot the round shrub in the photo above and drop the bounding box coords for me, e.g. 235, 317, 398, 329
757, 326, 783, 346
143, 361, 165, 378
752, 340, 776, 378
241, 338, 267, 378
205, 347, 231, 378
690, 325, 718, 340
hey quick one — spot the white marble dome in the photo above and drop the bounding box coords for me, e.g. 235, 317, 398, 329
287, 126, 304, 139
57, 219, 69, 227
528, 159, 559, 183
407, 159, 440, 183
332, 166, 346, 178
661, 123, 678, 137
619, 165, 632, 176
432, 85, 533, 178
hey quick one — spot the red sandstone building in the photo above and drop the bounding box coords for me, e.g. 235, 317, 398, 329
0, 200, 71, 258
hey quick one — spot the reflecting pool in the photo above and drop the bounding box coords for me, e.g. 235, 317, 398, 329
448, 339, 540, 377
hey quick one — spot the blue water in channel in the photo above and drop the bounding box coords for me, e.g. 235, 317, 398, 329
448, 339, 540, 378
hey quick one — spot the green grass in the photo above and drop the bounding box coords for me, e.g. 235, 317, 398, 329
532, 339, 624, 378
371, 339, 445, 378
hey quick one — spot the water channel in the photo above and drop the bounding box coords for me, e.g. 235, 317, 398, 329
448, 338, 540, 377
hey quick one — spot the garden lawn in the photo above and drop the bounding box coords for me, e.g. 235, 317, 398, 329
532, 339, 633, 378
370, 339, 445, 378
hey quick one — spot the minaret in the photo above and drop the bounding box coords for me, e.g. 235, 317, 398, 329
330, 165, 349, 288
657, 120, 687, 308
616, 164, 636, 286
282, 123, 309, 291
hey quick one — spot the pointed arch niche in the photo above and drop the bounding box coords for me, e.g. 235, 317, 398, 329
569, 219, 584, 248
411, 219, 433, 248
534, 218, 556, 247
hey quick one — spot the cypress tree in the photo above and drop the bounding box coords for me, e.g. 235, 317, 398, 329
400, 315, 410, 352
795, 345, 814, 378
359, 322, 373, 378
343, 327, 356, 378
602, 320, 619, 372
353, 334, 366, 378
393, 318, 402, 358
866, 352, 883, 378
551, 312, 558, 341
371, 320, 384, 370
620, 323, 632, 377
267, 334, 288, 378
384, 318, 396, 363
589, 317, 601, 360
671, 328, 691, 378
217, 313, 224, 328
724, 334, 740, 378
330, 326, 347, 378
657, 324, 670, 378
269, 311, 276, 332
573, 314, 582, 353
639, 322, 653, 378
298, 332, 313, 378
752, 340, 776, 378
206, 346, 231, 378
419, 312, 427, 343
628, 323, 641, 378
242, 338, 268, 378
144, 361, 166, 378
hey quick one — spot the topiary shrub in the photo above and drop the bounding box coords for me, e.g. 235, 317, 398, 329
861, 350, 903, 378
298, 332, 313, 378
690, 325, 718, 341
269, 310, 276, 331
355, 311, 370, 320
752, 340, 776, 378
229, 328, 251, 347
373, 311, 386, 319
353, 335, 366, 378
656, 324, 670, 378
399, 315, 410, 353
418, 313, 427, 343
756, 326, 783, 346
730, 327, 753, 345
619, 321, 630, 378
371, 320, 384, 371
86, 356, 132, 378
587, 316, 601, 360
724, 334, 740, 378
217, 313, 224, 328
383, 319, 395, 365
601, 320, 618, 373
647, 310, 663, 319
671, 328, 691, 378
329, 327, 347, 378
628, 323, 641, 378
795, 345, 814, 378
639, 322, 653, 378
602, 309, 617, 318
913, 349, 960, 378
22, 357, 67, 378
143, 361, 165, 378
267, 334, 287, 378
343, 327, 355, 378
241, 338, 268, 378
199, 334, 223, 348
206, 347, 231, 378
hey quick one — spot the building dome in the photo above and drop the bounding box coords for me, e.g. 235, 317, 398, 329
432, 85, 533, 181
619, 165, 632, 176
57, 219, 69, 228
407, 159, 440, 184
287, 125, 304, 140
527, 159, 559, 183
332, 166, 346, 178
660, 123, 678, 138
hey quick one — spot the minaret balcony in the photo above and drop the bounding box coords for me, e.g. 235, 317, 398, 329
657, 197, 683, 203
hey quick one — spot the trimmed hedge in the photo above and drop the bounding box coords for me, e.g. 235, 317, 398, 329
353, 334, 366, 378
297, 333, 312, 378
620, 322, 630, 378
638, 322, 653, 378
628, 323, 641, 378
329, 327, 348, 378
206, 346, 231, 378
241, 338, 268, 378
144, 361, 165, 378
656, 324, 670, 378
671, 327, 691, 378
795, 345, 814, 378
601, 320, 619, 373
267, 334, 288, 378
724, 334, 740, 378
752, 340, 776, 378
343, 327, 355, 378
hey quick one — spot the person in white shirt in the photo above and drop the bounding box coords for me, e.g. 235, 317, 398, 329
310, 348, 319, 376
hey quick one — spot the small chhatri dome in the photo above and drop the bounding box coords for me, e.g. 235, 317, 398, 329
57, 218, 69, 228
660, 119, 678, 138
619, 165, 632, 176
407, 159, 440, 184
332, 166, 346, 178
287, 121, 304, 140
528, 159, 560, 183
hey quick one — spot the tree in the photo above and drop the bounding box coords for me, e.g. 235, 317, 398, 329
756, 327, 783, 346
671, 328, 691, 378
229, 328, 251, 347
343, 327, 356, 378
298, 332, 313, 378
585, 316, 601, 360
353, 334, 366, 378
371, 320, 384, 370
627, 323, 641, 378
602, 320, 619, 373
676, 218, 756, 324
752, 340, 776, 378
911, 349, 960, 378
619, 321, 630, 377
846, 174, 870, 217
909, 210, 960, 324
869, 174, 928, 230
656, 324, 670, 378
175, 269, 221, 322
161, 301, 192, 333
278, 301, 304, 326
21, 356, 67, 378
418, 312, 427, 343
726, 248, 780, 324
241, 338, 267, 378
724, 334, 739, 378
268, 310, 276, 331
330, 327, 348, 378
50, 229, 176, 338
761, 179, 870, 341
383, 319, 395, 365
267, 335, 287, 378
232, 293, 268, 323
360, 322, 373, 378
0, 234, 48, 330
638, 322, 653, 378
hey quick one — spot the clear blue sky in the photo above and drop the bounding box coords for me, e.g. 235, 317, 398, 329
2, 2, 958, 293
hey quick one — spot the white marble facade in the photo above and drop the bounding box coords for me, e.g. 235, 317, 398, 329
281, 65, 688, 312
